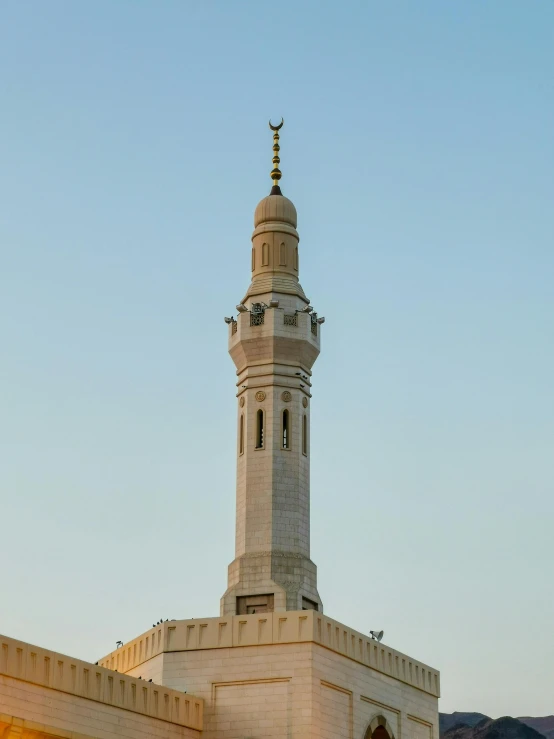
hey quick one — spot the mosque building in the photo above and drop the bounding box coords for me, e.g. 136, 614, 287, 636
0, 122, 440, 739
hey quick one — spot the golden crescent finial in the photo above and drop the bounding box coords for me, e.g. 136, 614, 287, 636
269, 118, 284, 193
269, 118, 284, 131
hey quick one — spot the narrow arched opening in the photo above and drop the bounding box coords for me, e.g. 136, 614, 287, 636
239, 414, 244, 455
256, 409, 264, 449
282, 409, 290, 449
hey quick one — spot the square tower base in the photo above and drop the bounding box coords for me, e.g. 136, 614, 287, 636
99, 611, 439, 739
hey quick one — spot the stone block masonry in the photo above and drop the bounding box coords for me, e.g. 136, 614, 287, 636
99, 610, 439, 739
0, 633, 203, 737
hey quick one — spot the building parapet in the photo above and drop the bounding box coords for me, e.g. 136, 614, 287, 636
98, 610, 440, 698
0, 633, 203, 731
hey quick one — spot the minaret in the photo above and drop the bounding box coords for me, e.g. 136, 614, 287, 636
221, 121, 324, 615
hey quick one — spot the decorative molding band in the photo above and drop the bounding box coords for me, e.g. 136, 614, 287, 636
251, 221, 299, 240
360, 696, 400, 714
408, 714, 434, 739
211, 676, 291, 703
235, 359, 313, 373
320, 679, 352, 696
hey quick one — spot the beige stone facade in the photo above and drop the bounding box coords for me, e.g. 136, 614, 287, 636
98, 611, 439, 739
1, 124, 440, 739
0, 634, 203, 739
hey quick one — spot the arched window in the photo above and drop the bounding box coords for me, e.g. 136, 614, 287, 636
279, 242, 287, 266
282, 409, 290, 449
302, 414, 307, 456
294, 246, 299, 271
239, 414, 244, 455
251, 247, 255, 271
256, 409, 264, 449
262, 242, 269, 266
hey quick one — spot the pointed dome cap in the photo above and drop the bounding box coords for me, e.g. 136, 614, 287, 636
254, 193, 297, 229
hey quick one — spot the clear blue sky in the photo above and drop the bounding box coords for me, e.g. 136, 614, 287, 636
1, 0, 552, 719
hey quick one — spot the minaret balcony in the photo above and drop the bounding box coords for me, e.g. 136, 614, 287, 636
227, 303, 320, 374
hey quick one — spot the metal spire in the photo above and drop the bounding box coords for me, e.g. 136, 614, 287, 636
269, 118, 284, 195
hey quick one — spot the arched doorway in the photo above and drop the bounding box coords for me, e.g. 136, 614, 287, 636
364, 714, 395, 739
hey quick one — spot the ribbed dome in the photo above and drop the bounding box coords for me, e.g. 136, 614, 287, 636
254, 194, 297, 229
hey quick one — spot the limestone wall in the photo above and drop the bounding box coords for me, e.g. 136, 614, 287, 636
0, 634, 203, 738
99, 611, 439, 739
312, 644, 438, 739
123, 641, 437, 739
130, 642, 313, 739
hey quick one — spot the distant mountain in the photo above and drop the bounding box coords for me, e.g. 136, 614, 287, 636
440, 713, 554, 739
443, 716, 545, 739
518, 718, 554, 739
440, 713, 491, 734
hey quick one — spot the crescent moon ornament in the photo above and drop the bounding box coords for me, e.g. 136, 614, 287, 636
269, 118, 284, 131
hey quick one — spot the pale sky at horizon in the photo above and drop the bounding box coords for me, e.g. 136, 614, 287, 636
1, 0, 553, 720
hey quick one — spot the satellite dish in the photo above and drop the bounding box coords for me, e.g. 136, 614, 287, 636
370, 630, 384, 642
